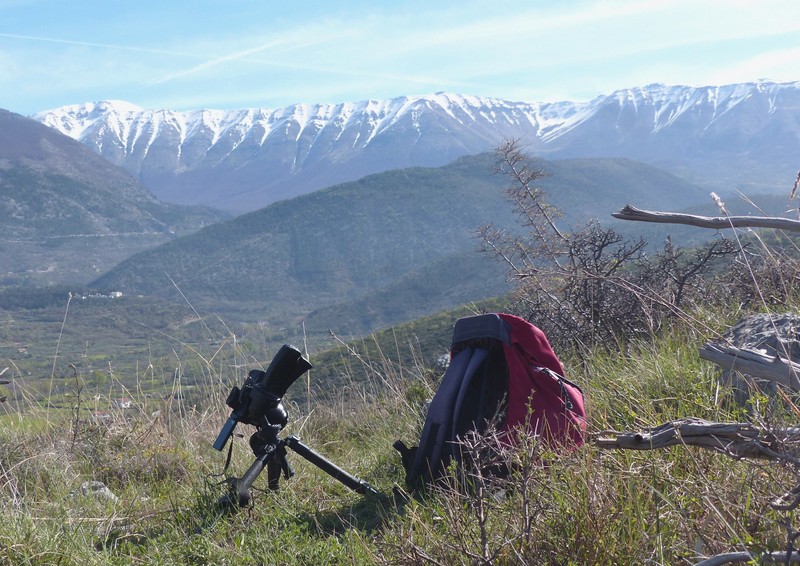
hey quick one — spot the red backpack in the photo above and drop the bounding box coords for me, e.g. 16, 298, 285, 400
394, 313, 586, 488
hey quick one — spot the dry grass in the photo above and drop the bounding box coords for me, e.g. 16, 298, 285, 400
1, 314, 799, 565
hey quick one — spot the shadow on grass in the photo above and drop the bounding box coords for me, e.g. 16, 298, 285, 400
95, 478, 401, 557
294, 490, 398, 536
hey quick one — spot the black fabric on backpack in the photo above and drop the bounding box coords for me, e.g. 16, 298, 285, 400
394, 314, 510, 489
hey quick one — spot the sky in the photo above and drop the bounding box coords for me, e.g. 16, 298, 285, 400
2, 0, 800, 116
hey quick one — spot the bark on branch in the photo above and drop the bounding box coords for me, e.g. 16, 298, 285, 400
612, 205, 800, 232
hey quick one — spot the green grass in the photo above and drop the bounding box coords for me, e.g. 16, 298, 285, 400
1, 302, 799, 565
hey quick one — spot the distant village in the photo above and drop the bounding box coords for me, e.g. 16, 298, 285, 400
76, 291, 123, 300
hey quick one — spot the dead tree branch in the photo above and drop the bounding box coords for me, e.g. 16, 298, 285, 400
698, 343, 800, 390
596, 418, 800, 564
612, 205, 800, 232
594, 418, 800, 462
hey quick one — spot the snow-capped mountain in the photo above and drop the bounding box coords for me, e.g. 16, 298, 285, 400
33, 81, 800, 212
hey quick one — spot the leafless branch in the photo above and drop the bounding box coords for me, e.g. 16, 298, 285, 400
698, 343, 800, 390
594, 418, 800, 462
613, 204, 800, 232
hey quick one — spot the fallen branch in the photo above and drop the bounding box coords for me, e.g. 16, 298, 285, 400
612, 205, 800, 232
594, 418, 800, 462
597, 418, 800, 564
699, 343, 800, 390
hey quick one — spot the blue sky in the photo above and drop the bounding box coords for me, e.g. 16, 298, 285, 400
2, 0, 799, 115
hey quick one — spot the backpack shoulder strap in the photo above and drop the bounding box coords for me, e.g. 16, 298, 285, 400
406, 347, 489, 487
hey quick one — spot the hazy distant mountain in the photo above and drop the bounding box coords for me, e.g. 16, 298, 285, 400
0, 110, 227, 285
33, 81, 800, 212
89, 153, 713, 338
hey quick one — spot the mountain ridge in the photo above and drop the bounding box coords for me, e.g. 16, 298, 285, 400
32, 80, 800, 212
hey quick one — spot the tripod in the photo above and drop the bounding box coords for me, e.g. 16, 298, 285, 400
213, 345, 379, 508
220, 421, 378, 508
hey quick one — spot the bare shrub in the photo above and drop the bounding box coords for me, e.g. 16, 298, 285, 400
481, 139, 742, 355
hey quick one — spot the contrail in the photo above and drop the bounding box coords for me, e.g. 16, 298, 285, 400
0, 32, 188, 57
149, 40, 284, 85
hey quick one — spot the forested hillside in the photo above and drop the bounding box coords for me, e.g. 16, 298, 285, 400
90, 153, 716, 342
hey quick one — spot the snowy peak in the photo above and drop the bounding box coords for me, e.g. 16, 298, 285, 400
30, 81, 800, 212
34, 82, 798, 148
35, 100, 143, 138
34, 93, 557, 155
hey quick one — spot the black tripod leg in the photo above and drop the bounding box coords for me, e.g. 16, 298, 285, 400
285, 436, 379, 495
267, 445, 293, 491
223, 445, 276, 507
267, 458, 281, 491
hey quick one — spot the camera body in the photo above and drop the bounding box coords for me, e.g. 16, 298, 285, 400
213, 345, 312, 451
228, 369, 287, 426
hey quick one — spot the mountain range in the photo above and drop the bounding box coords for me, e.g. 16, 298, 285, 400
1, 100, 786, 337
3, 80, 798, 365
33, 81, 800, 213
